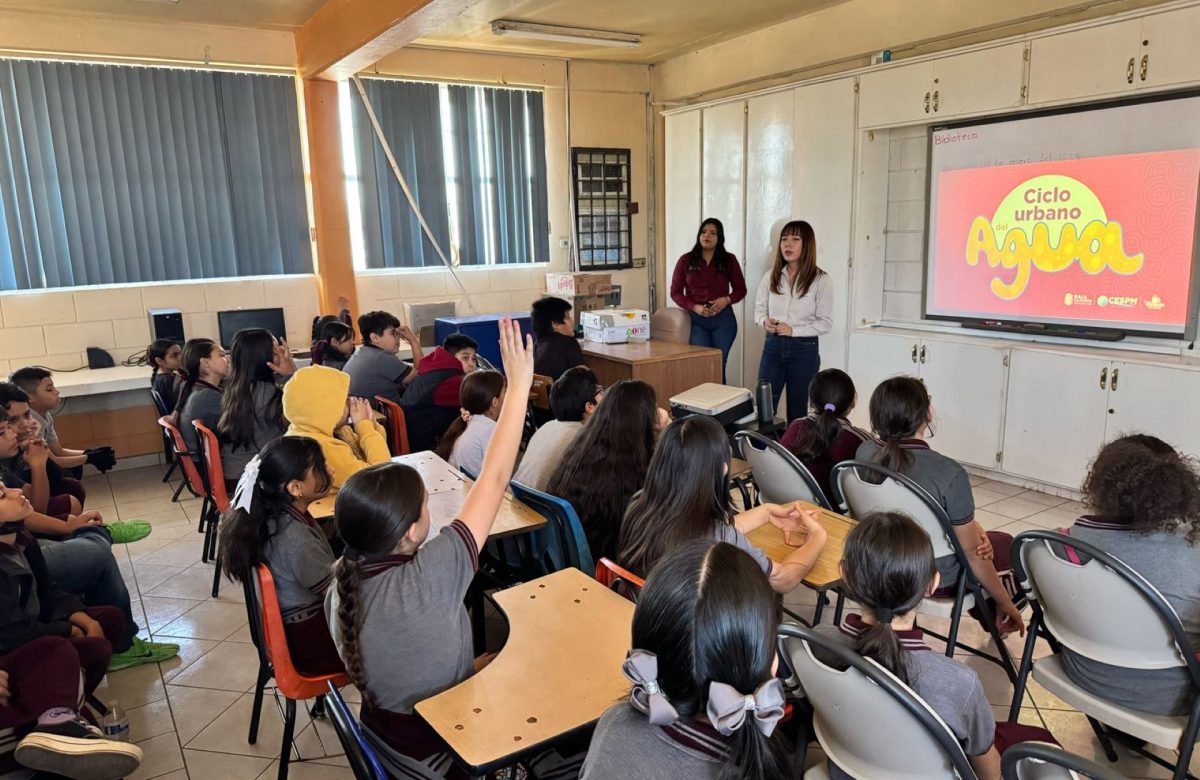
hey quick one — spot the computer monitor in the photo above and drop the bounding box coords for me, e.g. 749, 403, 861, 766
217, 308, 287, 348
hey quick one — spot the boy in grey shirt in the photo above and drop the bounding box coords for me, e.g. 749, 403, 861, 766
514, 366, 601, 491
343, 311, 422, 404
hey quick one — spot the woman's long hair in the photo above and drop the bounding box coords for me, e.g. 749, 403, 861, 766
333, 463, 427, 700
789, 369, 856, 462
769, 220, 822, 298
219, 329, 284, 452
545, 380, 659, 559
867, 376, 930, 478
688, 217, 732, 274
634, 541, 790, 780
435, 370, 506, 461
175, 338, 217, 420
619, 415, 732, 578
838, 512, 938, 685
219, 436, 331, 584
1083, 435, 1200, 544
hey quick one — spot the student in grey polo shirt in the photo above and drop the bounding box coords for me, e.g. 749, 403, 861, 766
1056, 435, 1200, 716
435, 371, 505, 476
342, 310, 423, 405
514, 366, 601, 491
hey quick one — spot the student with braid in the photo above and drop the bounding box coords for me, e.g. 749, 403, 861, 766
325, 319, 534, 779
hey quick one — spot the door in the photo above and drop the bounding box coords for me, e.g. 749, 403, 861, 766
664, 111, 701, 310
846, 330, 918, 430
857, 60, 935, 128
917, 340, 1008, 469
1106, 362, 1200, 459
1027, 20, 1140, 105
1138, 5, 1200, 92
701, 101, 746, 385
1002, 350, 1110, 489
932, 43, 1027, 119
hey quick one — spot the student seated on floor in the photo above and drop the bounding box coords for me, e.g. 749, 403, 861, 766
513, 366, 602, 492
811, 512, 1056, 779
581, 540, 792, 780
401, 333, 479, 453
144, 338, 183, 415
11, 368, 116, 477
531, 296, 586, 381
343, 310, 424, 405
437, 370, 506, 476
326, 319, 555, 780
283, 365, 389, 491
779, 368, 872, 501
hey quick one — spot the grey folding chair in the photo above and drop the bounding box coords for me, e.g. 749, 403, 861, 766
832, 460, 1018, 682
1000, 741, 1125, 780
778, 622, 979, 780
733, 430, 832, 509
1010, 530, 1200, 780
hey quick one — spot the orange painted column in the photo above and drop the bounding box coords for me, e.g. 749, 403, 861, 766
303, 77, 359, 322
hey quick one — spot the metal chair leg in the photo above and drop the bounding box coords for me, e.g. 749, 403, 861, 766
248, 665, 271, 744
278, 697, 296, 780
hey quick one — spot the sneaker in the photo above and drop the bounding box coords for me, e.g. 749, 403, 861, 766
108, 636, 180, 672
15, 716, 142, 780
105, 520, 152, 545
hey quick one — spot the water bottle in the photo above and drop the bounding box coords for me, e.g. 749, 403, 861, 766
100, 700, 130, 742
756, 380, 774, 426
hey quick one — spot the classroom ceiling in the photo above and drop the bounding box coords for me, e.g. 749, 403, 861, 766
414, 0, 853, 63
0, 0, 326, 31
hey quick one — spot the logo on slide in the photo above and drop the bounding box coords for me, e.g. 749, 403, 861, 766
965, 174, 1143, 300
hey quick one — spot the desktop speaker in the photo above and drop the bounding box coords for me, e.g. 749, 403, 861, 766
148, 308, 184, 345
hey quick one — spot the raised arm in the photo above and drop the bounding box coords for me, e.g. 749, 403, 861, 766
457, 319, 535, 549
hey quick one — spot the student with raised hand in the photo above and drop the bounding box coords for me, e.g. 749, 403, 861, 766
325, 319, 534, 778
218, 329, 296, 486
857, 376, 1024, 637
436, 370, 506, 476
779, 368, 872, 500
1056, 435, 1200, 716
144, 338, 183, 414
812, 513, 1056, 780
514, 366, 602, 491
582, 540, 791, 780
619, 414, 827, 595
343, 310, 424, 404
219, 436, 342, 676
175, 338, 229, 458
283, 366, 389, 491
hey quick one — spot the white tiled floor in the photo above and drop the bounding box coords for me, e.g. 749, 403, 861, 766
83, 465, 1193, 779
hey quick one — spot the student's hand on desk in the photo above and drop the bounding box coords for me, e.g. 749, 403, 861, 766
268, 339, 297, 377
20, 440, 49, 468
348, 397, 374, 425
766, 502, 809, 532
497, 318, 535, 390
472, 652, 497, 673
68, 611, 104, 639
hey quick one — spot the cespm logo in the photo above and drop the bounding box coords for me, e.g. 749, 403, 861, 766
933, 131, 979, 145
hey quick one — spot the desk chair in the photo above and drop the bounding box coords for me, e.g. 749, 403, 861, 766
1010, 531, 1200, 780
150, 387, 181, 491
324, 680, 388, 780
778, 622, 979, 779
372, 395, 410, 456
594, 557, 644, 601
832, 460, 1018, 683
157, 416, 211, 539
649, 308, 691, 343
1000, 741, 1125, 780
509, 480, 594, 575
192, 421, 229, 598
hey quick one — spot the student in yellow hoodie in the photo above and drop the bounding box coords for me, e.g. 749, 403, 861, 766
282, 365, 391, 489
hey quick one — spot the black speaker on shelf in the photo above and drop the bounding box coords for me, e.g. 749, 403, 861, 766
148, 308, 185, 345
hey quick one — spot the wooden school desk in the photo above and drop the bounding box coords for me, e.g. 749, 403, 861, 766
416, 568, 634, 775
746, 500, 856, 589
309, 451, 546, 539
581, 340, 722, 402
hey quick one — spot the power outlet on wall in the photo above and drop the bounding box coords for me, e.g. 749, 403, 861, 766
557, 238, 570, 249
632, 257, 646, 268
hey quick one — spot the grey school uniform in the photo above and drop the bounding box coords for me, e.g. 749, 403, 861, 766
713, 522, 772, 575
221, 381, 287, 481
178, 382, 222, 457
449, 416, 496, 476
1058, 517, 1200, 715
581, 704, 729, 779
30, 409, 58, 446
343, 345, 412, 404
514, 420, 583, 491
264, 508, 335, 623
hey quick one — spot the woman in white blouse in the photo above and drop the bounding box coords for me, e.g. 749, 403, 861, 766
753, 220, 833, 423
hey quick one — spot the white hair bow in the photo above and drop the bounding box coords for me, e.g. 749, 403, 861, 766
232, 454, 262, 514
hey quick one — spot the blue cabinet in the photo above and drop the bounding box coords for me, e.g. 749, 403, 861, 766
433, 313, 533, 373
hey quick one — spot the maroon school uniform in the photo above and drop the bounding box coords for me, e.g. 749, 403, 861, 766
780, 417, 873, 500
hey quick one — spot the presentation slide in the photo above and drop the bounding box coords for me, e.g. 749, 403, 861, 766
925, 95, 1200, 336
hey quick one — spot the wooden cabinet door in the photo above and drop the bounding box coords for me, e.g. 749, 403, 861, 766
846, 331, 919, 430
917, 340, 1009, 469
1138, 5, 1200, 92
932, 43, 1027, 120
1107, 362, 1200, 459
1027, 20, 1140, 105
857, 61, 935, 128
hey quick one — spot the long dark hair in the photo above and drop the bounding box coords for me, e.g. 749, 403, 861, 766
867, 376, 930, 477
619, 415, 732, 577
688, 217, 732, 274
175, 338, 218, 419
789, 369, 856, 462
634, 541, 789, 780
838, 512, 938, 685
546, 380, 660, 559
145, 338, 178, 377
769, 220, 822, 297
220, 436, 331, 584
312, 320, 354, 366
435, 370, 506, 461
333, 463, 427, 699
1083, 435, 1200, 544
219, 329, 284, 452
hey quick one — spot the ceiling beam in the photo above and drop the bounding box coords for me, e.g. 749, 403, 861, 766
295, 0, 480, 80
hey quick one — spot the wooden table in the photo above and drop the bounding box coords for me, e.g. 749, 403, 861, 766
747, 500, 856, 589
416, 568, 634, 774
309, 451, 546, 540
581, 339, 722, 403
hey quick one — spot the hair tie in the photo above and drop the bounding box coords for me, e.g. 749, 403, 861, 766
311, 339, 329, 365
706, 678, 786, 737
622, 650, 680, 726
874, 607, 896, 623
823, 403, 837, 412
231, 454, 262, 515
459, 408, 472, 423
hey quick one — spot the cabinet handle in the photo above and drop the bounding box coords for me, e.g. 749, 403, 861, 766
932, 90, 939, 112
924, 91, 930, 114
1111, 367, 1119, 391
1126, 57, 1135, 84
919, 345, 927, 364
1140, 54, 1149, 82
1099, 366, 1108, 390
911, 344, 918, 363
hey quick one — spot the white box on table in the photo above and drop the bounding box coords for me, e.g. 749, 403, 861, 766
581, 308, 650, 344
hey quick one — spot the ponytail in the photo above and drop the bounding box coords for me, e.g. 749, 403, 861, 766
434, 370, 505, 461
435, 417, 468, 461
790, 368, 857, 462
335, 555, 370, 699
721, 723, 790, 780
853, 619, 912, 686
866, 376, 929, 481
175, 338, 216, 419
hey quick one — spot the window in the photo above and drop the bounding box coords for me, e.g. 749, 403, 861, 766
572, 148, 631, 270
0, 60, 311, 291
343, 78, 550, 270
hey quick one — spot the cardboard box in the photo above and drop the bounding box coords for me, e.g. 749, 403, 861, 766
581, 308, 650, 343
545, 272, 613, 297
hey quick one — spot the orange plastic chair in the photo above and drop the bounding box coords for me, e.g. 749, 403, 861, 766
192, 421, 229, 598
373, 395, 410, 456
158, 415, 212, 536
595, 557, 645, 601
252, 566, 349, 780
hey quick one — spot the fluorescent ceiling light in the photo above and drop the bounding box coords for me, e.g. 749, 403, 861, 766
490, 20, 641, 48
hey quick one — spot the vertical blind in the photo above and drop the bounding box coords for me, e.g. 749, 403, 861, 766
349, 77, 550, 269
0, 60, 311, 291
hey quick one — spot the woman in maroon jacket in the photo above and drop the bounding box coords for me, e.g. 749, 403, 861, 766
669, 218, 747, 383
